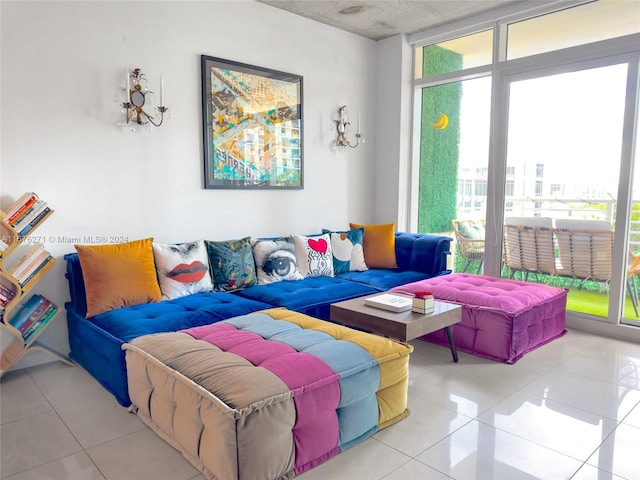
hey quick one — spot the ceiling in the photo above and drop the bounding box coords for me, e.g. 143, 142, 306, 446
256, 0, 525, 40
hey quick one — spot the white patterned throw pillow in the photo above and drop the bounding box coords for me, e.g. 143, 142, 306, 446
251, 236, 304, 285
152, 240, 213, 300
292, 233, 335, 278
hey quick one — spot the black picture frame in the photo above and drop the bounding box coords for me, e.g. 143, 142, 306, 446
201, 55, 304, 189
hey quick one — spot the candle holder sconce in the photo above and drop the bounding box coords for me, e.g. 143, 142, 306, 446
334, 105, 362, 149
121, 68, 169, 129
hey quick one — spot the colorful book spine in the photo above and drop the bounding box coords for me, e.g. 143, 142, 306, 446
13, 248, 49, 283
6, 244, 43, 276
10, 200, 43, 229
22, 305, 58, 343
10, 244, 45, 277
17, 298, 53, 334
0, 285, 16, 319
5, 193, 38, 225
0, 284, 15, 304
18, 207, 51, 238
8, 294, 45, 331
19, 255, 53, 287
12, 201, 48, 233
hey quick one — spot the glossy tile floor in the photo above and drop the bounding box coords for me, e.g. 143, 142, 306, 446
1, 329, 640, 480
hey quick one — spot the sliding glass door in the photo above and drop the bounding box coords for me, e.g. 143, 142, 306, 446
502, 64, 628, 319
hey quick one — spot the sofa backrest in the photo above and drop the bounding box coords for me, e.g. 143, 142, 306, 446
64, 231, 452, 315
394, 232, 452, 274
64, 252, 88, 316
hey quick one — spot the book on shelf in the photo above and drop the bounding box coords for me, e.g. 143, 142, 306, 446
19, 255, 53, 287
0, 284, 16, 305
8, 294, 47, 330
0, 285, 16, 319
364, 293, 413, 313
22, 304, 58, 343
13, 201, 50, 236
17, 207, 51, 238
7, 294, 57, 342
11, 199, 46, 229
9, 244, 45, 276
5, 243, 43, 276
12, 247, 49, 283
17, 298, 54, 335
4, 192, 38, 225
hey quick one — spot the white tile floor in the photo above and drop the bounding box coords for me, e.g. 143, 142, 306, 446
1, 329, 639, 480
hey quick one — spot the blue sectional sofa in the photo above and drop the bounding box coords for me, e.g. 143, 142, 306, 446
64, 232, 452, 406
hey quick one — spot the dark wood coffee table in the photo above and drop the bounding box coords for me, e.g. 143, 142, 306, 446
330, 293, 462, 362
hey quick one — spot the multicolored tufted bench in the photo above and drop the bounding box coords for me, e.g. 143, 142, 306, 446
123, 308, 412, 480
391, 273, 568, 363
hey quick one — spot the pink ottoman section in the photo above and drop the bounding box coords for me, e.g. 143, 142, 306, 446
390, 273, 568, 363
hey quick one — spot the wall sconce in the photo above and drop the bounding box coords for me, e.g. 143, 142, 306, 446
335, 105, 363, 148
121, 68, 169, 130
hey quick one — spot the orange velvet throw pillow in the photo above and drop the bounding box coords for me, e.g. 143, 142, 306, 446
349, 223, 397, 268
75, 238, 161, 317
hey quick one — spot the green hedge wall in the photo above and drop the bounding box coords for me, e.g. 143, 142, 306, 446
417, 45, 462, 233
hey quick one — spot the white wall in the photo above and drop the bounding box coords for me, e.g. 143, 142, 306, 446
0, 0, 378, 366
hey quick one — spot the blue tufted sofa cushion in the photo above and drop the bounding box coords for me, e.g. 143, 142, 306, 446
234, 275, 379, 320
89, 291, 272, 342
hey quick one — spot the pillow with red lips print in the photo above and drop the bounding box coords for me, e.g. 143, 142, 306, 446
152, 240, 213, 300
292, 233, 335, 278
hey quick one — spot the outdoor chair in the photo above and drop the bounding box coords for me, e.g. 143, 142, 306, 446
503, 224, 558, 282
451, 219, 485, 273
554, 219, 613, 288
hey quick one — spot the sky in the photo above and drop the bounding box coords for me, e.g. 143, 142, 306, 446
457, 63, 630, 200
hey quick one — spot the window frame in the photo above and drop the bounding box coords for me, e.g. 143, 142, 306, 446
409, 1, 640, 332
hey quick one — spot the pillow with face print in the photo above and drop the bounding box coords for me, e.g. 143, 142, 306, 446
152, 240, 214, 300
251, 236, 304, 285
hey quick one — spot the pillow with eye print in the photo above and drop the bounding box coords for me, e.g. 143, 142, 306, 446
152, 240, 213, 300
251, 236, 303, 285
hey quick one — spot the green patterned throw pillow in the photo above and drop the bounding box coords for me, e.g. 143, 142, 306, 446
205, 237, 257, 292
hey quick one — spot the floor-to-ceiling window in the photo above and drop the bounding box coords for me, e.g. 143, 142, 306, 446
411, 0, 640, 332
504, 64, 627, 319
414, 29, 493, 273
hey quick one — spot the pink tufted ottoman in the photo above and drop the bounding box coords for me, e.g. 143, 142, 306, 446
390, 273, 568, 363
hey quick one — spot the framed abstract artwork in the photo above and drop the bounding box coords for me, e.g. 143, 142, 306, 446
201, 55, 304, 189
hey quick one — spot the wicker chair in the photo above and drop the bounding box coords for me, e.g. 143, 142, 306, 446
554, 219, 613, 288
503, 224, 558, 282
451, 219, 485, 273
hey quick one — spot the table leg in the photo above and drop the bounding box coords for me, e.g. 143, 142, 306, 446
444, 325, 458, 363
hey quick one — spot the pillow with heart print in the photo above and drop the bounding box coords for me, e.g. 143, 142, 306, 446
292, 233, 335, 278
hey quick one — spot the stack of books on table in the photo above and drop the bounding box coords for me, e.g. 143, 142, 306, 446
3, 192, 51, 239
0, 284, 16, 319
364, 293, 413, 313
5, 244, 54, 287
9, 294, 58, 343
